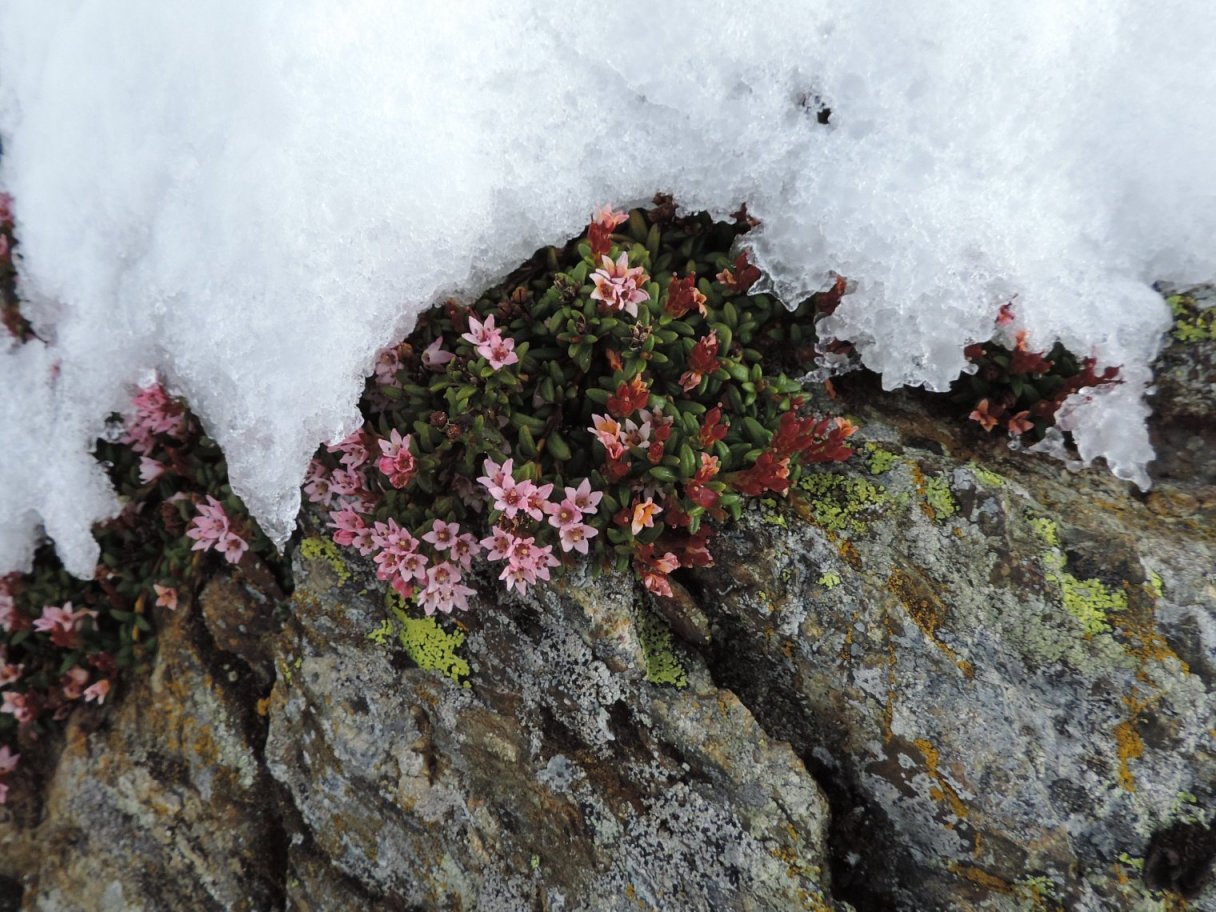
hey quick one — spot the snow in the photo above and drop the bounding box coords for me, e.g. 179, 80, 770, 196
1, 0, 1214, 576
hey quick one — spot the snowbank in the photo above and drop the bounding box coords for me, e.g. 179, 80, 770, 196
2, 0, 1213, 576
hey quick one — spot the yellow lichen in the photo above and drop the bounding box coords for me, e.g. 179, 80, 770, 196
967, 462, 1006, 488
795, 473, 899, 535
382, 594, 471, 686
1054, 572, 1128, 636
864, 443, 900, 476
818, 571, 842, 590
299, 536, 352, 585
1029, 515, 1127, 635
636, 609, 688, 688
1167, 293, 1216, 344
921, 474, 958, 522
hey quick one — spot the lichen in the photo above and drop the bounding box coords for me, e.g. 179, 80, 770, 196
299, 536, 352, 585
921, 474, 958, 521
760, 497, 788, 527
795, 472, 899, 535
967, 462, 1005, 488
381, 593, 471, 686
818, 571, 842, 590
1055, 572, 1128, 636
1167, 293, 1216, 344
864, 443, 900, 476
1030, 515, 1127, 635
636, 609, 688, 689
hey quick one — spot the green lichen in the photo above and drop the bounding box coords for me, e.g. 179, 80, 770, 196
636, 609, 688, 689
818, 571, 842, 590
1031, 515, 1127, 635
797, 473, 899, 535
922, 474, 958, 521
759, 497, 789, 526
1167, 294, 1216, 344
967, 462, 1006, 488
1146, 570, 1165, 600
368, 618, 395, 645
1054, 572, 1128, 636
299, 536, 352, 585
1029, 516, 1062, 549
382, 593, 471, 686
864, 443, 900, 476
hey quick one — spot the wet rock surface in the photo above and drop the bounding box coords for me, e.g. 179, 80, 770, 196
0, 338, 1213, 911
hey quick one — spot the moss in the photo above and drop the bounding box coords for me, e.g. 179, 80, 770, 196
382, 593, 471, 686
636, 609, 688, 689
796, 472, 899, 535
922, 474, 958, 521
817, 570, 842, 590
1167, 293, 1216, 344
299, 536, 352, 585
864, 443, 900, 476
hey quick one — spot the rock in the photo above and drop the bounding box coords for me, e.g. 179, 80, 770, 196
2, 337, 1214, 911
0, 588, 284, 910
265, 543, 838, 911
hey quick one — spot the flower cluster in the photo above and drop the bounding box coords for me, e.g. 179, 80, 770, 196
186, 495, 249, 564
308, 199, 857, 618
0, 373, 280, 805
957, 304, 1121, 441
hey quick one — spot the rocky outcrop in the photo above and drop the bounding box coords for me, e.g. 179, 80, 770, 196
1, 321, 1213, 911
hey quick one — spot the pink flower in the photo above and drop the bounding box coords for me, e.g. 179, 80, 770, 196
480, 526, 515, 561
373, 345, 404, 387
491, 475, 529, 519
0, 744, 18, 775
476, 457, 514, 501
630, 499, 662, 535
558, 521, 599, 555
121, 381, 184, 454
565, 478, 603, 515
546, 498, 584, 532
621, 416, 652, 449
0, 663, 22, 686
420, 562, 476, 615
1, 691, 33, 723
34, 602, 85, 649
422, 519, 461, 552
480, 334, 519, 371
376, 429, 417, 488
153, 584, 178, 611
450, 533, 481, 570
83, 679, 111, 705
139, 457, 165, 484
589, 414, 626, 459
462, 314, 499, 349
590, 253, 650, 318
61, 667, 90, 701
186, 496, 249, 565
422, 337, 455, 370
327, 430, 370, 470
592, 204, 629, 231
520, 482, 554, 522
217, 534, 249, 564
304, 460, 335, 506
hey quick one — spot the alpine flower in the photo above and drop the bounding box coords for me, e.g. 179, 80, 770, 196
589, 253, 650, 318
